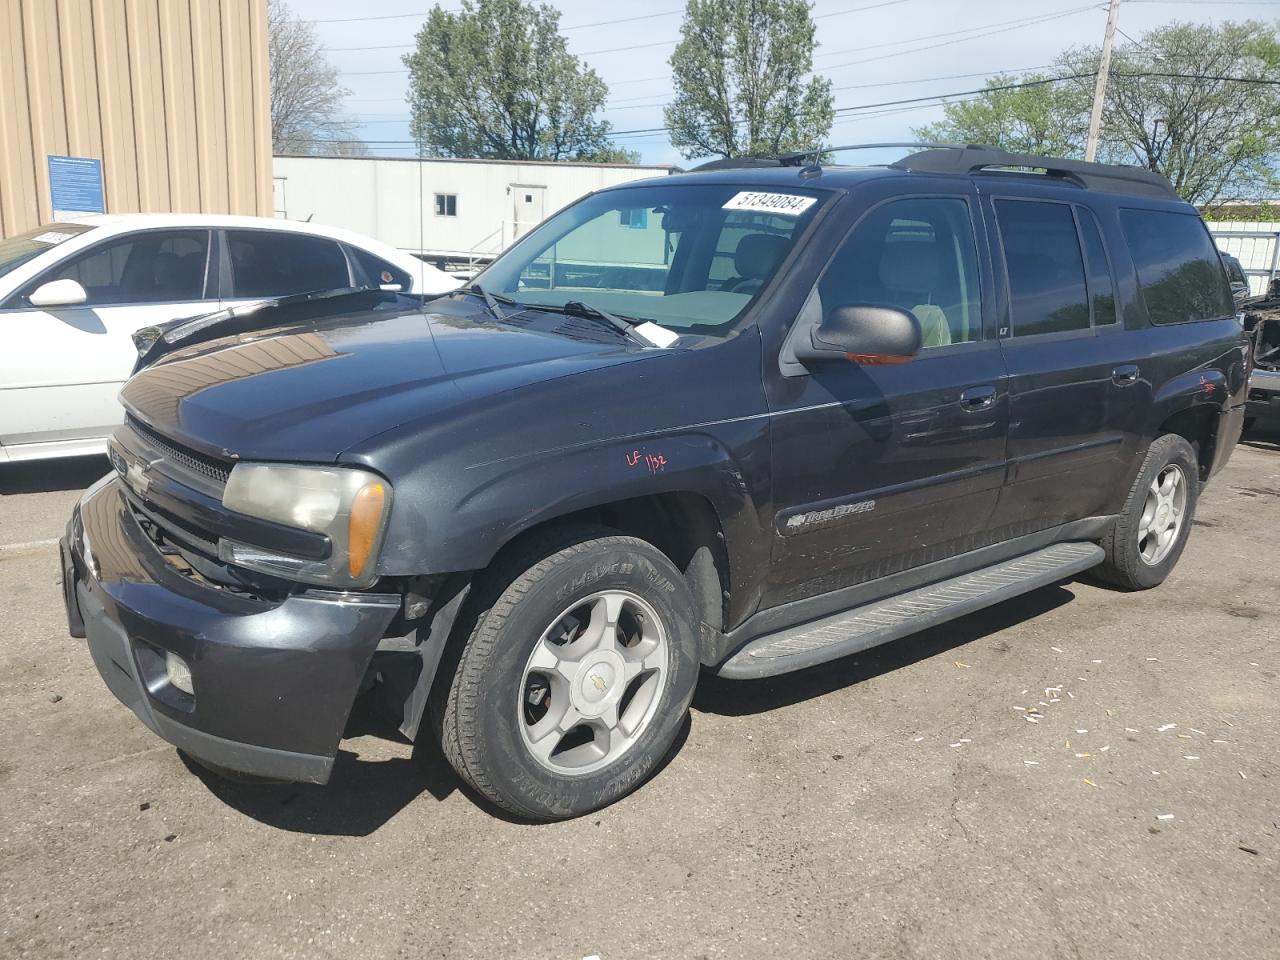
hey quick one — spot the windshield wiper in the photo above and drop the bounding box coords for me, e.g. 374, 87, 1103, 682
561, 300, 681, 348
464, 283, 518, 321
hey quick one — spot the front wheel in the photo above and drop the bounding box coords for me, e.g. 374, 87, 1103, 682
435, 528, 700, 820
1095, 433, 1199, 590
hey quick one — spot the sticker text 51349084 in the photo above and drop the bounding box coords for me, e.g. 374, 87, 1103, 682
722, 192, 817, 217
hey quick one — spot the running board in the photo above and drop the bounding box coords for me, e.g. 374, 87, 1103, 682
717, 542, 1104, 680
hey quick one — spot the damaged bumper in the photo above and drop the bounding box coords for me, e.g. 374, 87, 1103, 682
1247, 366, 1280, 422
62, 477, 400, 783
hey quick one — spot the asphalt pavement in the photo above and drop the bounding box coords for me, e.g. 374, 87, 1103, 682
1, 430, 1276, 959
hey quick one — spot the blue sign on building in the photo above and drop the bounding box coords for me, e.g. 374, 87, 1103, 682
48, 155, 105, 221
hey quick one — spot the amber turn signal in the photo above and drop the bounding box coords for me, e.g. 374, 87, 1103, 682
347, 482, 387, 579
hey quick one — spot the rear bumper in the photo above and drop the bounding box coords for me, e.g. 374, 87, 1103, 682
1247, 367, 1280, 421
63, 477, 400, 783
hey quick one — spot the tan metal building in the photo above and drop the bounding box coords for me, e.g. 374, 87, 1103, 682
0, 0, 272, 238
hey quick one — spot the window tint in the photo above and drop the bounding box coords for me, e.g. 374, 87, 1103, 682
707, 211, 798, 291
31, 229, 209, 305
995, 200, 1089, 337
225, 230, 350, 299
819, 197, 982, 348
1076, 207, 1116, 326
479, 183, 822, 334
0, 223, 94, 283
349, 246, 412, 291
1120, 209, 1234, 324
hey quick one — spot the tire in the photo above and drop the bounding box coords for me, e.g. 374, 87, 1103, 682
434, 526, 700, 820
1095, 433, 1199, 590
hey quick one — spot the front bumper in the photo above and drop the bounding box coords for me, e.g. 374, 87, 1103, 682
62, 477, 400, 783
1247, 367, 1280, 421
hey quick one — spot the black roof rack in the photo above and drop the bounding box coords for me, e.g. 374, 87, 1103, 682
690, 143, 960, 173
891, 144, 1178, 200
689, 156, 784, 172
776, 142, 959, 167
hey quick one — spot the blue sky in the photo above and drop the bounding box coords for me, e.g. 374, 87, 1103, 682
288, 0, 1274, 166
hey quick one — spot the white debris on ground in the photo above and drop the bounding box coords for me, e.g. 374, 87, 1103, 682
988, 647, 1251, 824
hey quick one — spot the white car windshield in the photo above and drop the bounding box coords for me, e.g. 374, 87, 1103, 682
475, 182, 826, 336
0, 224, 95, 282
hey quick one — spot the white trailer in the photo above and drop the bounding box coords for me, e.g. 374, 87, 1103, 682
271, 155, 675, 270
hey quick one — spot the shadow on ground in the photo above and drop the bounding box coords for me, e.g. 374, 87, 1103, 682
187, 700, 692, 835
188, 583, 1079, 836
0, 454, 110, 495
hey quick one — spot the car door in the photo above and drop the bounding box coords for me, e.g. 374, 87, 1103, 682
981, 190, 1135, 531
217, 228, 355, 310
763, 189, 1008, 608
0, 228, 216, 448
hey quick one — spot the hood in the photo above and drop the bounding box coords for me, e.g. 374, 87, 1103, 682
120, 294, 654, 462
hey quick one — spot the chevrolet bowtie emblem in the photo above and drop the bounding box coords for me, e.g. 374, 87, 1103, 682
590, 674, 607, 693
125, 459, 151, 497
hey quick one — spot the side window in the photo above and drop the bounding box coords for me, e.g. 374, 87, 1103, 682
994, 200, 1089, 337
29, 230, 210, 306
225, 230, 350, 299
818, 197, 982, 348
1120, 209, 1234, 324
1076, 207, 1116, 326
348, 246, 412, 291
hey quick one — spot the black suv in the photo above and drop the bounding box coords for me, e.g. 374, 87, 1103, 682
61, 146, 1249, 820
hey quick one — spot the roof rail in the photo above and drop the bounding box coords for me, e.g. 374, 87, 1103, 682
690, 143, 960, 172
890, 144, 1179, 200
689, 156, 783, 172
776, 142, 961, 167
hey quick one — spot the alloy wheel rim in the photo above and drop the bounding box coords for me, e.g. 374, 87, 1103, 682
518, 590, 669, 775
1137, 463, 1187, 566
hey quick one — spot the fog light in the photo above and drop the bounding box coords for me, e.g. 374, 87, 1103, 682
165, 652, 194, 695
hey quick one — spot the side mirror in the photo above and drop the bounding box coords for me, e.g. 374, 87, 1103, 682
28, 278, 88, 308
794, 304, 922, 365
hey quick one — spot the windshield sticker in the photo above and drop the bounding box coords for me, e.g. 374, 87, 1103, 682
722, 192, 816, 216
32, 231, 77, 245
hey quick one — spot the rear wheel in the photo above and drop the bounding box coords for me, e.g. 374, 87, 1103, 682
435, 528, 699, 820
1096, 433, 1199, 590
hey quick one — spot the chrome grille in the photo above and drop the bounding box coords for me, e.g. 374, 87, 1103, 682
126, 416, 232, 485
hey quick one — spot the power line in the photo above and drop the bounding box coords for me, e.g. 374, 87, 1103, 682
325, 69, 1280, 146
814, 5, 1099, 62
818, 5, 1103, 72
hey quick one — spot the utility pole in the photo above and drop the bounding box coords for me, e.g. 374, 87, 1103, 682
1085, 0, 1122, 162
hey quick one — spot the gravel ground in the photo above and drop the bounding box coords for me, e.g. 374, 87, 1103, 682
1, 431, 1276, 960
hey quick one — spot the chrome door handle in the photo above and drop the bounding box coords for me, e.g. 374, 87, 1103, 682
959, 385, 997, 411
1112, 364, 1139, 386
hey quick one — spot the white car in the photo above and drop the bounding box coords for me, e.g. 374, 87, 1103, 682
0, 214, 463, 463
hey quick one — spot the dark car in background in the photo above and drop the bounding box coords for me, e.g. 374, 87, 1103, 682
61, 145, 1248, 820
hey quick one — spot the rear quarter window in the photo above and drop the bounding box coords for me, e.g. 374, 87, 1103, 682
1120, 209, 1233, 324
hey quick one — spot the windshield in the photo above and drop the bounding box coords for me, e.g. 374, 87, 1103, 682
476, 182, 826, 336
0, 224, 94, 282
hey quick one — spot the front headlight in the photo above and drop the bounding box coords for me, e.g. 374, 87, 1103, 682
218, 463, 392, 588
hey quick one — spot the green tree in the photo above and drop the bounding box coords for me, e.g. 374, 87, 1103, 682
915, 19, 1280, 205
914, 73, 1089, 158
403, 0, 637, 162
1058, 20, 1280, 204
664, 0, 834, 160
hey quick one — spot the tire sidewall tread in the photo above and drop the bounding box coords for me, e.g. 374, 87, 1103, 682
1098, 433, 1199, 590
438, 528, 699, 820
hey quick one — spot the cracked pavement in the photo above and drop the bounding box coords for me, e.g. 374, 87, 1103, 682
1, 429, 1277, 959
